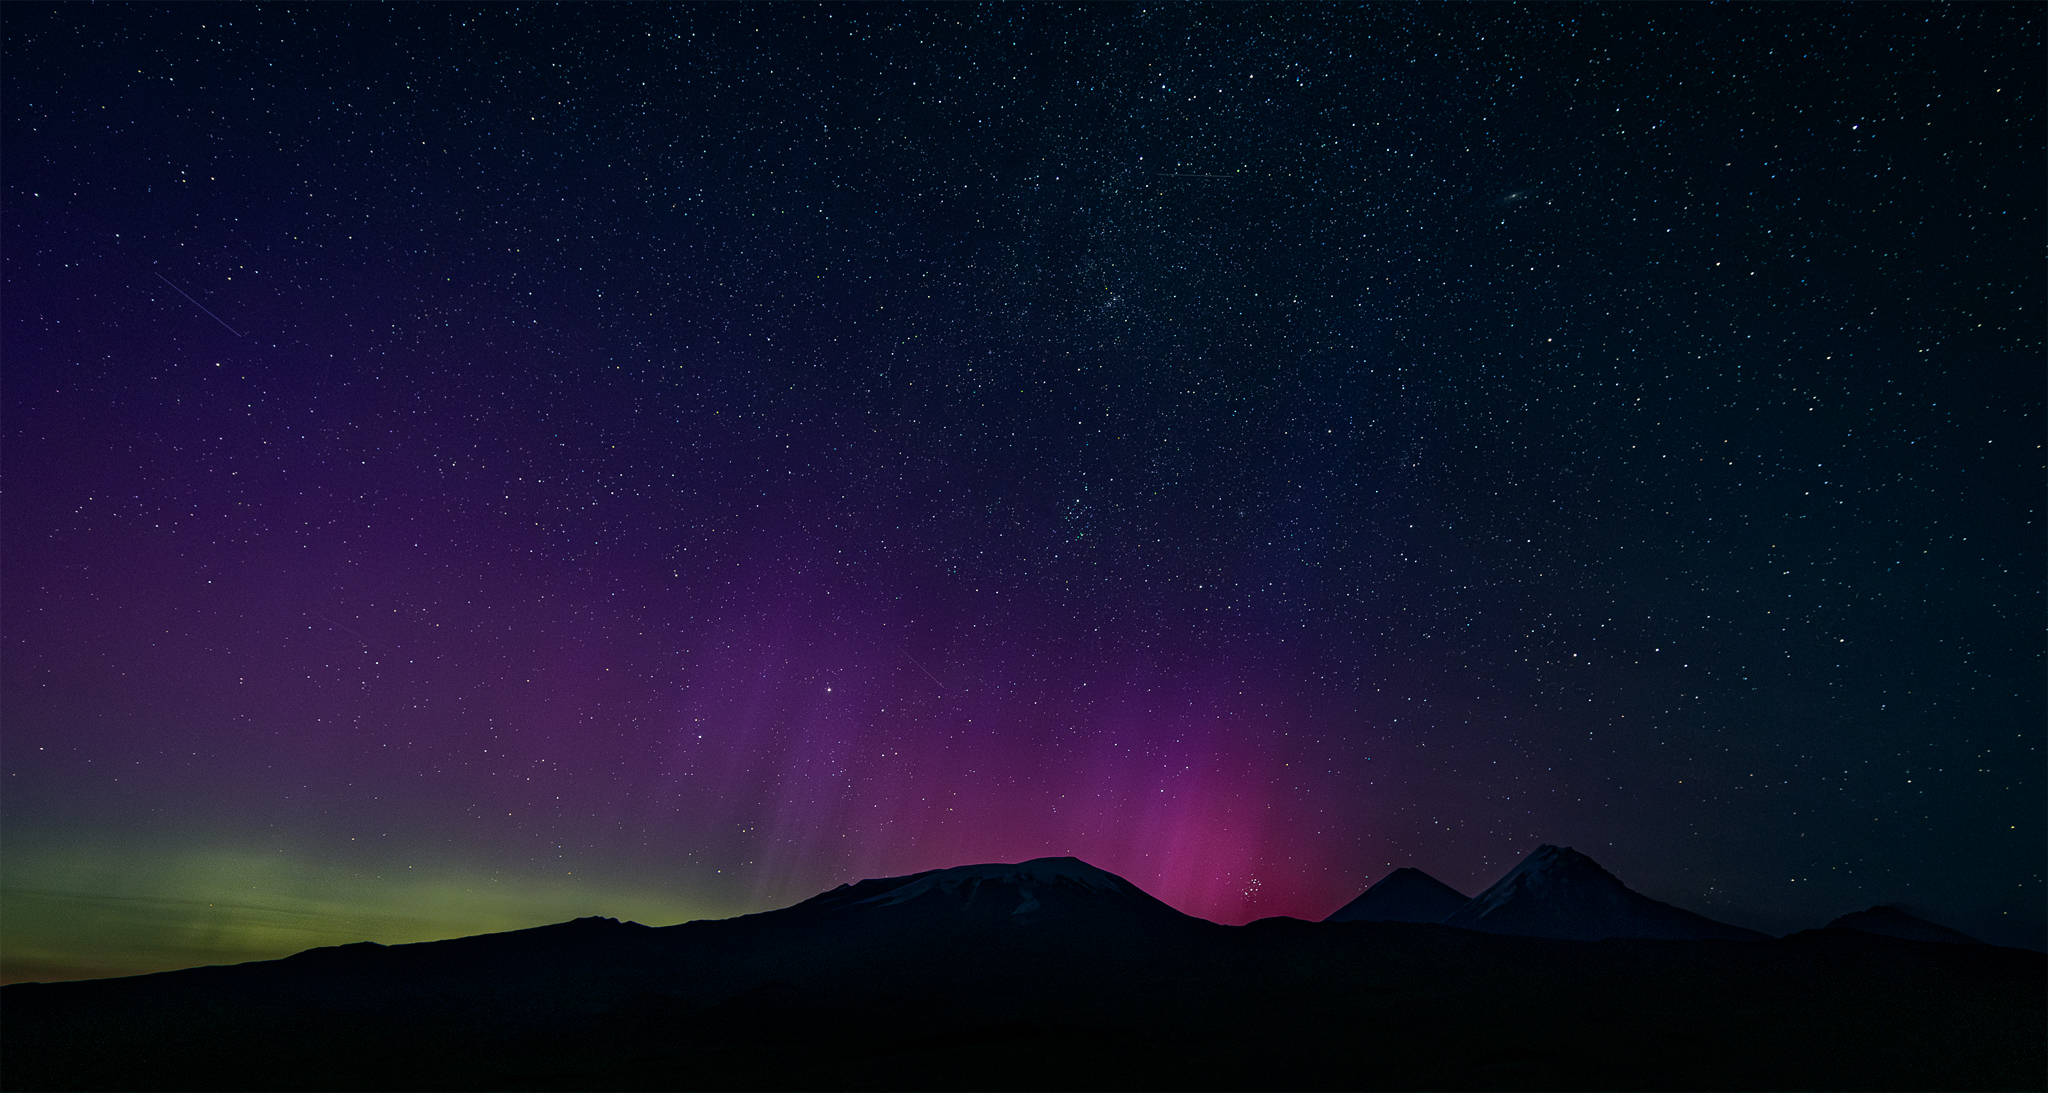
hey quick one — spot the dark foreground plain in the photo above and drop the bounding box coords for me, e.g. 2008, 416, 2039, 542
4, 860, 2042, 1092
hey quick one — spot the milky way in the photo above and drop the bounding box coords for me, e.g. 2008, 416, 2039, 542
3, 5, 2040, 981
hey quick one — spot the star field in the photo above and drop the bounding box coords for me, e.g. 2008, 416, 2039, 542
2, 5, 2039, 981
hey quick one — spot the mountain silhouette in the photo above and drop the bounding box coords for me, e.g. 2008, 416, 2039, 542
1324, 867, 1470, 924
768, 856, 1199, 930
1441, 845, 1769, 942
3, 853, 2039, 1092
1826, 905, 1986, 945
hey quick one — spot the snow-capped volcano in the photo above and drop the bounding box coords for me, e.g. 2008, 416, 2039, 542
1324, 868, 1471, 924
851, 857, 1134, 909
772, 856, 1199, 931
1441, 845, 1767, 942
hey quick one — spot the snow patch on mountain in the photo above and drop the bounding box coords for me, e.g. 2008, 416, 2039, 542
853, 856, 1131, 910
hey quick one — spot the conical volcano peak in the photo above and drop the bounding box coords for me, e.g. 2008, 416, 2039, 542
1490, 845, 1623, 889
1325, 867, 1471, 924
1440, 845, 1622, 925
1443, 845, 1767, 942
1518, 844, 1607, 876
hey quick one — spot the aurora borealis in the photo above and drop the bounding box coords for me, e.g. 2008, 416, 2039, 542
3, 4, 2040, 982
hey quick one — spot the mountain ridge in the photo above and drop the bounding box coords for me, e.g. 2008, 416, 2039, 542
4, 852, 2039, 1091
1826, 905, 1986, 946
742, 856, 1206, 936
1441, 844, 1769, 942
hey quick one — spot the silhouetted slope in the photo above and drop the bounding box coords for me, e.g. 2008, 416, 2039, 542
1826, 905, 1986, 945
1441, 845, 1769, 942
5, 857, 2040, 1092
1324, 867, 1470, 924
765, 856, 1200, 932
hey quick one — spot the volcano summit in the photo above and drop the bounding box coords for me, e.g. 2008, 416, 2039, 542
1438, 844, 1770, 942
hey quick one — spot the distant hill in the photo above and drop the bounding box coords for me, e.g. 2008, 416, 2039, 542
1441, 845, 1769, 942
1324, 867, 1470, 924
1826, 905, 1986, 945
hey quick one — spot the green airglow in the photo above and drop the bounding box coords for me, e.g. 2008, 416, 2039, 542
1, 838, 738, 983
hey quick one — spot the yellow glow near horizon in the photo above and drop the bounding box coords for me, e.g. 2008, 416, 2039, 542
0, 840, 741, 984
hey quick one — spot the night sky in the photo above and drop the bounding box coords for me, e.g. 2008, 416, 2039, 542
4, 4, 2040, 982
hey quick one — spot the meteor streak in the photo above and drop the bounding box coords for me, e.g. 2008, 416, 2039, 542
898, 645, 945, 691
154, 272, 245, 337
